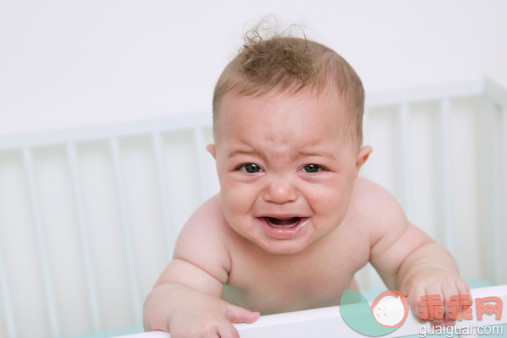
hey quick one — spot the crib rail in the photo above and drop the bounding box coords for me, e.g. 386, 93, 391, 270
116, 285, 507, 338
0, 78, 505, 337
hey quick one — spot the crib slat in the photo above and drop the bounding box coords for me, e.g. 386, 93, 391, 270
439, 99, 455, 254
193, 128, 209, 202
0, 229, 17, 338
361, 108, 381, 290
65, 142, 103, 332
486, 99, 503, 284
150, 132, 175, 260
108, 138, 142, 326
21, 147, 61, 337
398, 102, 413, 221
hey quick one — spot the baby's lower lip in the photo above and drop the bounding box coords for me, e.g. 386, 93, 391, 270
258, 217, 309, 239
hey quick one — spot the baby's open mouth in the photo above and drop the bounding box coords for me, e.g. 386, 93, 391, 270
264, 217, 302, 227
258, 216, 309, 239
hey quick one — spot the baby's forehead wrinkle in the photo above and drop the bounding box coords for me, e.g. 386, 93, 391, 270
226, 135, 341, 165
298, 149, 338, 161
227, 146, 268, 163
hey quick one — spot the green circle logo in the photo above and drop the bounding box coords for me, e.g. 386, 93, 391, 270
340, 289, 409, 336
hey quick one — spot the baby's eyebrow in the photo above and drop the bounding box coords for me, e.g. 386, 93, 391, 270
298, 150, 337, 160
227, 147, 337, 161
228, 148, 263, 158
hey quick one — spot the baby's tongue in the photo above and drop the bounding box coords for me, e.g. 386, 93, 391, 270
266, 217, 300, 227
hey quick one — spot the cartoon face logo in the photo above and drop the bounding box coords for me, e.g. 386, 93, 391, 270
370, 290, 409, 328
340, 289, 409, 336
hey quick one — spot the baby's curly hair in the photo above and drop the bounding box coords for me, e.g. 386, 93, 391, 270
213, 20, 365, 147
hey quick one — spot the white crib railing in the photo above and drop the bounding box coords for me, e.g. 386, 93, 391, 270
0, 113, 212, 337
0, 78, 505, 338
116, 285, 507, 338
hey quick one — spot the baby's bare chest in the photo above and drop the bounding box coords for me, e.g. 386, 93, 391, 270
223, 233, 369, 314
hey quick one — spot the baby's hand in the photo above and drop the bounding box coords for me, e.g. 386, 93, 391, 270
402, 268, 471, 327
162, 285, 260, 338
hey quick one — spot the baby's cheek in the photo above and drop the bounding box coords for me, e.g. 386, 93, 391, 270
316, 185, 349, 213
222, 178, 253, 204
222, 184, 261, 228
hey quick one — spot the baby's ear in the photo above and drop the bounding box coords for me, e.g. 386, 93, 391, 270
355, 145, 372, 176
206, 144, 216, 159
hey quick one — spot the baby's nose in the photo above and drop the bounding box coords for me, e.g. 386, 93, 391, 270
263, 176, 297, 204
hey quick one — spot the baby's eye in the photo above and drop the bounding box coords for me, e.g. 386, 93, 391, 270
301, 164, 322, 173
238, 163, 262, 173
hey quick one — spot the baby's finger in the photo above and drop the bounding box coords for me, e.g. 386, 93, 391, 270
441, 279, 457, 325
425, 285, 445, 326
455, 278, 470, 297
455, 278, 472, 307
225, 303, 260, 323
216, 321, 240, 338
203, 334, 220, 338
455, 278, 473, 322
407, 285, 426, 323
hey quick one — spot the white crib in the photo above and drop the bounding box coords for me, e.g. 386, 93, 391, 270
0, 78, 505, 338
119, 285, 507, 338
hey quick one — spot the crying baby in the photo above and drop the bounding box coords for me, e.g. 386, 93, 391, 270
143, 24, 469, 338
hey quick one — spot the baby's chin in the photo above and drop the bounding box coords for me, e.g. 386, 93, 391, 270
227, 217, 319, 255
253, 235, 315, 255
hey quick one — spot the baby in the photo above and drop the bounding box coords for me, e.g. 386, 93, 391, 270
143, 26, 469, 337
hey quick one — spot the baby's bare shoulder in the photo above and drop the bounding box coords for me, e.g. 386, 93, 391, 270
348, 177, 408, 245
349, 177, 404, 212
173, 194, 234, 282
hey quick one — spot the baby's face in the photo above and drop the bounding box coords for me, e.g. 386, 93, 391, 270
208, 88, 370, 254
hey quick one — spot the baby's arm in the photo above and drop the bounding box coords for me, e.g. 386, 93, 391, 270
143, 195, 259, 337
360, 179, 470, 326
